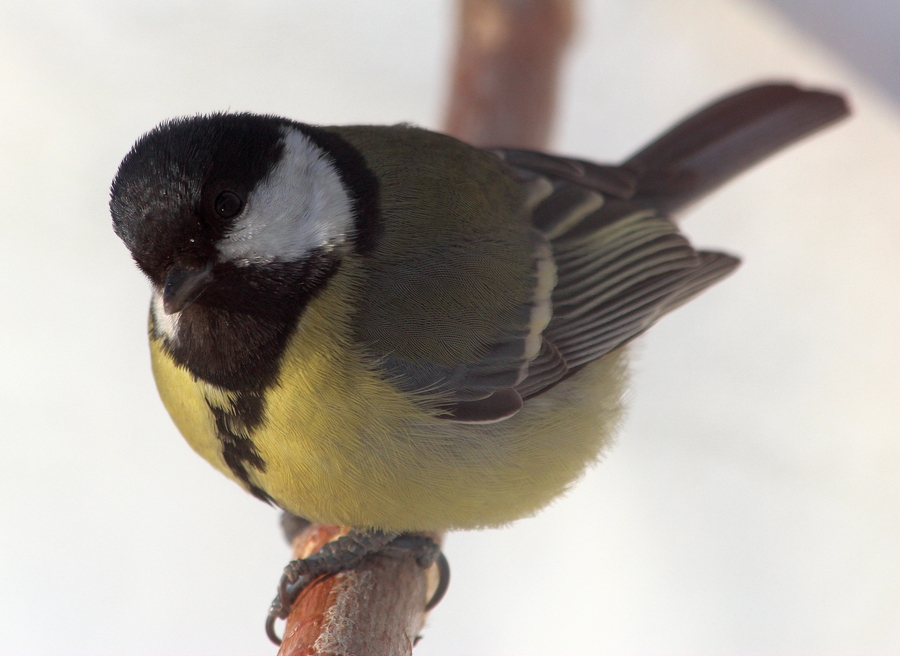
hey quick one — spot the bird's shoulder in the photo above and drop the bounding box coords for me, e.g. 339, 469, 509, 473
315, 126, 554, 421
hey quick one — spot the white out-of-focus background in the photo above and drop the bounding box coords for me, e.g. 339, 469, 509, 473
1, 1, 898, 654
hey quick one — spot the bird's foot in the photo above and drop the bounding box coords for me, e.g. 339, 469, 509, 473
265, 528, 450, 645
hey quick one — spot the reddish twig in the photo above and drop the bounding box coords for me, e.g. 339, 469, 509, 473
276, 526, 442, 656
444, 0, 575, 148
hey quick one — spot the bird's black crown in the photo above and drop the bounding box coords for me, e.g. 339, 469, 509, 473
110, 113, 289, 286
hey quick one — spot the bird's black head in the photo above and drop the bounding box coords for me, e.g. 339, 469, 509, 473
111, 114, 285, 287
110, 113, 377, 388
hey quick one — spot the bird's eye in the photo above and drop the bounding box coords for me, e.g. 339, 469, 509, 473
214, 190, 244, 219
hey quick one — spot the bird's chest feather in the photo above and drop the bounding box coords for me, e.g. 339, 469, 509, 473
148, 267, 443, 517
148, 264, 628, 531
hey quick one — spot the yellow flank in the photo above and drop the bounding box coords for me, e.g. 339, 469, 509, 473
150, 257, 629, 531
150, 334, 241, 486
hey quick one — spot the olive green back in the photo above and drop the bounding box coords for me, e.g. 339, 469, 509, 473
331, 125, 534, 367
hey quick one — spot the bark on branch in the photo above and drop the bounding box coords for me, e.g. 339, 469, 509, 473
276, 526, 442, 656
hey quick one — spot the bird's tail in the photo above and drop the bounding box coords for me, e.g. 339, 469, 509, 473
622, 83, 850, 215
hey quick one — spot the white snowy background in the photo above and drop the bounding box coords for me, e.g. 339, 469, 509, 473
1, 1, 898, 653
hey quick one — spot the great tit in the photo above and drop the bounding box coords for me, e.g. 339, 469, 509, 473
110, 83, 847, 635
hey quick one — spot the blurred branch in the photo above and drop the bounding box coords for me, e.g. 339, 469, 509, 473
444, 0, 576, 148
275, 1, 575, 653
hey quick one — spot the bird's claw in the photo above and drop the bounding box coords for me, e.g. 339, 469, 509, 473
265, 530, 450, 645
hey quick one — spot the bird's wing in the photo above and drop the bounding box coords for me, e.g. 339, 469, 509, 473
367, 149, 737, 423
367, 223, 557, 423
353, 85, 847, 422
494, 148, 739, 383
497, 83, 847, 391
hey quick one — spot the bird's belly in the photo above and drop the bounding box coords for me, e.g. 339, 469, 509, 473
250, 348, 628, 531
149, 311, 627, 532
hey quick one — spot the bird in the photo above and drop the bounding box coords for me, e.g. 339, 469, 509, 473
110, 82, 848, 642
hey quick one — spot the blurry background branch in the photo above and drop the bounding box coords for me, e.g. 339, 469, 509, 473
445, 0, 575, 148
275, 1, 576, 654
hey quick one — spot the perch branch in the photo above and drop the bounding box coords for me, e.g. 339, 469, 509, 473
276, 525, 442, 656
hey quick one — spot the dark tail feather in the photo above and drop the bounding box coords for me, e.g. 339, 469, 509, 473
622, 83, 850, 215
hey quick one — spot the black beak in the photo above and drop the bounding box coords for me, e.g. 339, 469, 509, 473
163, 263, 213, 314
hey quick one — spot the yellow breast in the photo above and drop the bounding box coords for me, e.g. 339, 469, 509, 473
150, 261, 628, 531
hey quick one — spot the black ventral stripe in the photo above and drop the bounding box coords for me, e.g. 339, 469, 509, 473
208, 390, 274, 504
150, 251, 343, 508
294, 124, 382, 255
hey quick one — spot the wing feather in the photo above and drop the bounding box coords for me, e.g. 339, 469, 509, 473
357, 85, 847, 420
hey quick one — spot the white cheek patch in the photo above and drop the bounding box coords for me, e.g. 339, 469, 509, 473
151, 289, 180, 341
217, 129, 354, 265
